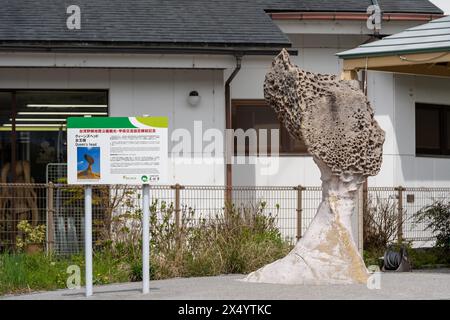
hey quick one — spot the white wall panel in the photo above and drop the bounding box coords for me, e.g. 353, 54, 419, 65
67, 69, 110, 89
367, 71, 396, 156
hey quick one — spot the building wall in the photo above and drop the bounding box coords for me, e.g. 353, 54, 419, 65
2, 62, 447, 189
367, 72, 450, 187
0, 20, 446, 189
0, 67, 226, 185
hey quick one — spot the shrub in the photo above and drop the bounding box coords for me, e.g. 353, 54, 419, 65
414, 199, 450, 264
408, 247, 449, 269
15, 220, 46, 251
363, 196, 403, 255
414, 199, 450, 250
106, 199, 291, 280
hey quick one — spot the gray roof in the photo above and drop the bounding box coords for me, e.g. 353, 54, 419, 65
0, 0, 444, 51
337, 15, 450, 58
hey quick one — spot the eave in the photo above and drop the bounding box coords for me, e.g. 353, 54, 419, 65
341, 50, 450, 79
268, 12, 444, 22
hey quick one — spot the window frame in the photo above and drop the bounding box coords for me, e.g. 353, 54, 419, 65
231, 99, 309, 156
415, 102, 450, 157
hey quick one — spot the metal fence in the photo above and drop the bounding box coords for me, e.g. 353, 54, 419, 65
0, 184, 47, 252
367, 187, 450, 243
0, 183, 448, 255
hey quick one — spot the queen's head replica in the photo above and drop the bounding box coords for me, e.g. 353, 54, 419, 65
244, 49, 385, 285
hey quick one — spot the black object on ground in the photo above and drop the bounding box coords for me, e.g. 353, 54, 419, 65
382, 245, 412, 272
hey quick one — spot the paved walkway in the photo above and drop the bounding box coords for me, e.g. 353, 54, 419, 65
3, 269, 450, 300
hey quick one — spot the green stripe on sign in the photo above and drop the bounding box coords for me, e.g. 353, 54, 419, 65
136, 117, 168, 128
67, 117, 136, 129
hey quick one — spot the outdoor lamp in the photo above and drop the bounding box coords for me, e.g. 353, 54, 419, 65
188, 91, 201, 107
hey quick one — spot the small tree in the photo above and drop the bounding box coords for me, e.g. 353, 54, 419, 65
363, 195, 403, 253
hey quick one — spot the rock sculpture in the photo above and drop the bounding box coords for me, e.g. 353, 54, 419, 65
244, 49, 385, 285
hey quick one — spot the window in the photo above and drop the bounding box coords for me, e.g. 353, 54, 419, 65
232, 100, 308, 155
0, 90, 108, 183
416, 103, 450, 156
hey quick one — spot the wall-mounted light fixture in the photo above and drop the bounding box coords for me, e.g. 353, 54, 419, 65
187, 91, 201, 107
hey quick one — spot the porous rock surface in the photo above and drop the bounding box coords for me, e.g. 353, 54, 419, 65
264, 49, 384, 178
244, 49, 385, 285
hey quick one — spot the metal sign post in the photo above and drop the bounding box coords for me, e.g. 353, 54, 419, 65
67, 117, 168, 297
84, 184, 151, 297
85, 185, 93, 297
142, 184, 150, 294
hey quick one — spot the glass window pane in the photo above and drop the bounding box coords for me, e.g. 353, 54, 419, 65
232, 101, 308, 155
0, 92, 12, 183
281, 127, 308, 154
3, 90, 108, 183
252, 106, 280, 155
15, 91, 108, 128
0, 92, 12, 128
416, 107, 440, 151
233, 104, 280, 155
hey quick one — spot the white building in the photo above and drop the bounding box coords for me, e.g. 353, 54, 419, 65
0, 0, 448, 189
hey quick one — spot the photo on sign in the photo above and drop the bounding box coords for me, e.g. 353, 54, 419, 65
77, 147, 101, 180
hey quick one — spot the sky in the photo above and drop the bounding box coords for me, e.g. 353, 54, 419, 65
77, 147, 101, 174
429, 0, 450, 14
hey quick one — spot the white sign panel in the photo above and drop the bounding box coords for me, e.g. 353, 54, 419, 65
67, 117, 168, 185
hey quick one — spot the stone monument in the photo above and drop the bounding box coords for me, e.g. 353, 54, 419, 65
244, 49, 385, 285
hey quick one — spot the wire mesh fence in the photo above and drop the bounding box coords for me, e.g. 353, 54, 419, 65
367, 187, 450, 243
0, 184, 47, 252
301, 187, 322, 236
0, 183, 448, 255
402, 187, 450, 242
46, 163, 67, 184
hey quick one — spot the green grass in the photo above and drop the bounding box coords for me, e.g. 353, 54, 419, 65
1, 239, 291, 296
0, 252, 131, 295
0, 202, 292, 295
0, 251, 134, 295
0, 253, 77, 295
408, 247, 450, 269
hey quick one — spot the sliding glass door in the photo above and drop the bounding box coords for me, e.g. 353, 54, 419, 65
0, 90, 108, 183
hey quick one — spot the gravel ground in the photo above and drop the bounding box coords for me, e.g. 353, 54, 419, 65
3, 269, 450, 300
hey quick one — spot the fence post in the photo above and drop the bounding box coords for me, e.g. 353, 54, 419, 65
396, 186, 404, 243
295, 185, 305, 241
225, 187, 232, 207
225, 185, 233, 222
172, 184, 184, 231
46, 182, 55, 253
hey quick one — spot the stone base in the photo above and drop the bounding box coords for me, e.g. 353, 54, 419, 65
244, 159, 369, 285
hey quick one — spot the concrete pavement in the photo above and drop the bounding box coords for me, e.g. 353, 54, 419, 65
3, 269, 450, 300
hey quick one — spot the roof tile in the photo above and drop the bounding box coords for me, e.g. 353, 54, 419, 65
0, 0, 443, 47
